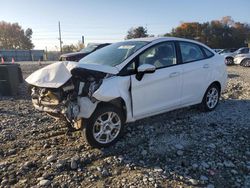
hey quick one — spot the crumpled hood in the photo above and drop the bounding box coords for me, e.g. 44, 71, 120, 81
25, 61, 119, 88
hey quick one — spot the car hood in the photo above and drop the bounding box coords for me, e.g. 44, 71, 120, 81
25, 61, 119, 88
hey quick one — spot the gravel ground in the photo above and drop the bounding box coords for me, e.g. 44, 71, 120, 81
0, 62, 250, 188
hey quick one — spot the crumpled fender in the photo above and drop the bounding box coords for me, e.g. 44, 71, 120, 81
77, 97, 98, 119
92, 76, 133, 122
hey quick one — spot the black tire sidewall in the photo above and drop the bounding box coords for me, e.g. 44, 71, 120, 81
83, 104, 125, 148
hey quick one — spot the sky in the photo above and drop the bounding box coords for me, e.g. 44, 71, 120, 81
1, 0, 250, 50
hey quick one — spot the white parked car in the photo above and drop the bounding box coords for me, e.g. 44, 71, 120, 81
26, 37, 227, 148
234, 50, 250, 67
222, 47, 249, 65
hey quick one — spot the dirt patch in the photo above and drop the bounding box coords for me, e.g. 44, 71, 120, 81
0, 63, 250, 187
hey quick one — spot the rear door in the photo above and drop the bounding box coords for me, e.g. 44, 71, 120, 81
178, 41, 213, 105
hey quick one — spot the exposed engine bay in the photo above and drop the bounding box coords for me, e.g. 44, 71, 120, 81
30, 67, 111, 130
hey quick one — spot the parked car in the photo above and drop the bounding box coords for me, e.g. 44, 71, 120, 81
59, 43, 111, 62
234, 52, 250, 67
213, 49, 223, 53
26, 37, 227, 148
219, 48, 237, 55
222, 47, 249, 65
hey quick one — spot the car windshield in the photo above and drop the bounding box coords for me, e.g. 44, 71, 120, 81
79, 41, 149, 66
80, 44, 99, 53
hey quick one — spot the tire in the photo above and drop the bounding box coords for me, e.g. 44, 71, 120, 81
83, 104, 125, 148
240, 58, 250, 67
200, 84, 220, 112
225, 57, 234, 65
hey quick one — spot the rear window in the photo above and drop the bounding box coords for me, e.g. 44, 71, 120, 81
203, 47, 214, 58
179, 42, 205, 63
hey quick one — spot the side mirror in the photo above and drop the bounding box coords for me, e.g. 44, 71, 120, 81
136, 64, 156, 81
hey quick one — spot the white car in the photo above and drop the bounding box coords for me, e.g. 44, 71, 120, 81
222, 47, 249, 65
234, 51, 250, 67
26, 37, 227, 148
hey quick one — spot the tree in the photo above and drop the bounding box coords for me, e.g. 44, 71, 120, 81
62, 41, 85, 53
62, 44, 77, 53
0, 21, 34, 50
165, 17, 250, 48
126, 26, 148, 39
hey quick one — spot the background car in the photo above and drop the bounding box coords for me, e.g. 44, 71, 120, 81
222, 47, 249, 65
234, 52, 250, 67
59, 43, 111, 62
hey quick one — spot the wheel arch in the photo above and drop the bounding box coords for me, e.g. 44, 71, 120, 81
202, 81, 221, 101
96, 97, 127, 121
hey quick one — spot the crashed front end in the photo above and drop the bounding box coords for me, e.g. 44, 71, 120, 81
26, 61, 116, 129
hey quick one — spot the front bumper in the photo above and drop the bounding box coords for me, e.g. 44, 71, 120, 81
234, 57, 244, 65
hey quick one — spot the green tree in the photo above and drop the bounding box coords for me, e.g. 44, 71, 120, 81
126, 26, 148, 39
0, 21, 34, 49
165, 17, 250, 48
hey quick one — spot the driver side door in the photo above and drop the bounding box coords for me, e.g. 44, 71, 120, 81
130, 42, 183, 119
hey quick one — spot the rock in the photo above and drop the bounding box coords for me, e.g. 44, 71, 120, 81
208, 143, 216, 149
177, 150, 184, 156
47, 155, 56, 162
223, 161, 235, 168
189, 178, 198, 185
175, 144, 184, 150
8, 148, 17, 155
231, 169, 238, 175
70, 160, 78, 170
141, 150, 147, 156
101, 168, 109, 177
96, 166, 102, 172
201, 161, 209, 169
207, 184, 215, 188
154, 167, 163, 172
38, 179, 50, 186
148, 177, 154, 182
200, 175, 209, 181
23, 161, 34, 169
192, 163, 199, 170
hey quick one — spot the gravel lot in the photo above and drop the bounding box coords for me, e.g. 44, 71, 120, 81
0, 62, 250, 188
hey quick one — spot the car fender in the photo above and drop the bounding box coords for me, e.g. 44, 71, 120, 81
77, 97, 99, 119
92, 76, 133, 122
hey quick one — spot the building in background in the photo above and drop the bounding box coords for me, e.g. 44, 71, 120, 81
0, 50, 44, 61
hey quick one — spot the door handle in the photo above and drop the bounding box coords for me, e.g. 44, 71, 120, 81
203, 64, 209, 68
169, 72, 180, 78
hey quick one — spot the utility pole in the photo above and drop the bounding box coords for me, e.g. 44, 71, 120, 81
58, 21, 62, 53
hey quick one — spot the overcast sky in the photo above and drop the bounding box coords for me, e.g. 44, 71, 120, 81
1, 0, 249, 50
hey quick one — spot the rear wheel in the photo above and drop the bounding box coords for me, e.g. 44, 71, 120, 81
83, 104, 125, 148
200, 84, 220, 112
240, 58, 250, 67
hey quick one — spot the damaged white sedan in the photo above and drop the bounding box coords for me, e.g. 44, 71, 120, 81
26, 37, 227, 148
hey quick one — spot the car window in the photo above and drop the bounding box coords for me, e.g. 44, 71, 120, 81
203, 47, 214, 58
239, 48, 249, 54
138, 42, 177, 68
179, 42, 205, 63
79, 41, 148, 67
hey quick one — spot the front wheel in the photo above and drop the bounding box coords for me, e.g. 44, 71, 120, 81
200, 84, 220, 112
83, 104, 125, 148
225, 57, 234, 65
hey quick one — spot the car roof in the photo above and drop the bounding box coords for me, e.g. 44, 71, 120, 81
126, 37, 212, 49
126, 37, 195, 42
